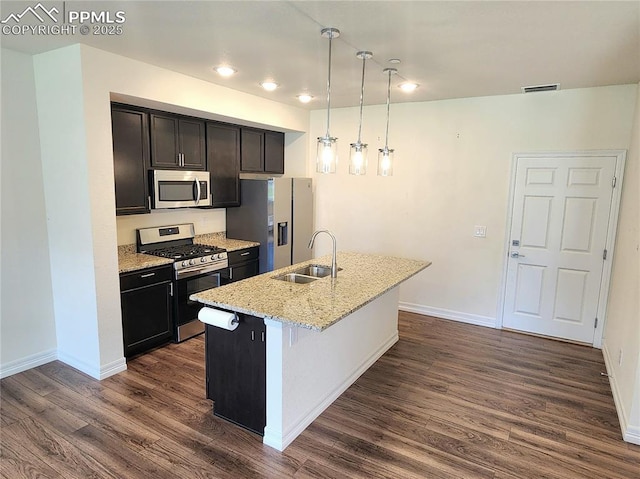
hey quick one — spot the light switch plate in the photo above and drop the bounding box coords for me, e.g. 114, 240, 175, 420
474, 225, 487, 238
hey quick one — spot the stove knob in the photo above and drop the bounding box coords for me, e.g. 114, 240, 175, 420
210, 255, 216, 261
201, 257, 207, 263
182, 261, 188, 267
189, 259, 196, 266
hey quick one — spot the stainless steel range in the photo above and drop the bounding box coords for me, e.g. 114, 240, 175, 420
137, 223, 228, 342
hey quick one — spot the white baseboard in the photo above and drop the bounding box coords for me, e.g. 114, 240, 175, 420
602, 343, 640, 445
99, 357, 127, 379
56, 350, 127, 380
624, 425, 640, 445
263, 331, 399, 452
399, 302, 496, 329
0, 349, 57, 379
56, 350, 101, 379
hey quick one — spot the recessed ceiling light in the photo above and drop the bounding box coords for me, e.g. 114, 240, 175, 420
214, 65, 236, 77
399, 82, 419, 92
297, 93, 313, 103
261, 81, 278, 91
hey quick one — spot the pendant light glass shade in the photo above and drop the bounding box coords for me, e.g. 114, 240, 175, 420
317, 27, 340, 174
377, 146, 395, 176
378, 67, 397, 176
317, 136, 338, 173
349, 142, 367, 175
349, 51, 372, 176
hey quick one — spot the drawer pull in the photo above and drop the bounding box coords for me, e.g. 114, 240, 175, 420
240, 252, 251, 256
140, 273, 156, 278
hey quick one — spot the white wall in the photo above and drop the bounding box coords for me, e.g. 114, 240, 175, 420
603, 82, 640, 444
309, 85, 638, 327
116, 209, 226, 246
0, 49, 57, 377
23, 44, 309, 379
32, 45, 106, 377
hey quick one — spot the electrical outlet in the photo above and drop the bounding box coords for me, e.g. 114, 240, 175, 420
474, 225, 487, 238
618, 349, 623, 366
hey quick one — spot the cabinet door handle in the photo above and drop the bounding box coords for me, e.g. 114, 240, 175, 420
140, 272, 156, 278
147, 195, 152, 210
240, 252, 251, 256
261, 331, 265, 342
169, 283, 173, 296
229, 267, 233, 280
251, 330, 255, 341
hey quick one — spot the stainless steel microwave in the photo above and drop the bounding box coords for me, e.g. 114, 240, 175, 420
151, 170, 211, 209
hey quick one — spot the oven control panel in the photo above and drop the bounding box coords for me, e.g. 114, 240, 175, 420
174, 252, 228, 278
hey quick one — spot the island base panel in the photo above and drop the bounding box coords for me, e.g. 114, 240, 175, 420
263, 287, 401, 450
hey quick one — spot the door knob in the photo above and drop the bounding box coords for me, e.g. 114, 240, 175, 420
510, 252, 525, 258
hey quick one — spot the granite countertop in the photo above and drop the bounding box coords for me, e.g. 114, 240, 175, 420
117, 244, 174, 274
190, 252, 431, 331
195, 233, 260, 252
117, 234, 260, 273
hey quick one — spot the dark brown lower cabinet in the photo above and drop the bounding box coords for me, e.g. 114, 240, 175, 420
205, 314, 266, 435
221, 246, 259, 285
120, 265, 173, 358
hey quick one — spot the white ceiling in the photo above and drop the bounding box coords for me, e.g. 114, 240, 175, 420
2, 1, 639, 109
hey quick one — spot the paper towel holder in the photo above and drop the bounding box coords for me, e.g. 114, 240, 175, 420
231, 313, 239, 325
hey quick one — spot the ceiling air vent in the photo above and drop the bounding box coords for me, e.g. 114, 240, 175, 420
521, 83, 560, 93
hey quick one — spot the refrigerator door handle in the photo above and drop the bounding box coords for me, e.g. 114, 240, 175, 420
277, 222, 289, 246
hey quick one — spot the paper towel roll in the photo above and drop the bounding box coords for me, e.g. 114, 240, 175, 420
198, 308, 238, 331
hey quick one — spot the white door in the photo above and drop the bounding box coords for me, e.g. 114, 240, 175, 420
503, 154, 617, 343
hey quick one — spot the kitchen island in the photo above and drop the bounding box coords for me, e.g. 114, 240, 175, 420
191, 252, 430, 450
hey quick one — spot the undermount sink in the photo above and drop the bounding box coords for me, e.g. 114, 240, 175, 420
293, 264, 335, 278
275, 273, 319, 284
273, 264, 342, 284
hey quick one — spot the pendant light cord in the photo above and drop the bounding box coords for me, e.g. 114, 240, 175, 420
325, 32, 333, 138
384, 69, 392, 149
356, 55, 367, 144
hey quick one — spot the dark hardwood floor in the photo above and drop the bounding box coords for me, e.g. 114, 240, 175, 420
2, 312, 639, 478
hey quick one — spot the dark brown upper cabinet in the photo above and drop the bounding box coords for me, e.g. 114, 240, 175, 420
206, 122, 241, 208
240, 127, 265, 172
111, 104, 151, 215
264, 131, 285, 174
240, 128, 284, 174
150, 113, 206, 170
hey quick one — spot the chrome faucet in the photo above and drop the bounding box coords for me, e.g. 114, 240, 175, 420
308, 230, 338, 278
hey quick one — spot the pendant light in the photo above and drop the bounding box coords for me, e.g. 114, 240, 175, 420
378, 67, 397, 176
317, 27, 340, 174
349, 51, 372, 175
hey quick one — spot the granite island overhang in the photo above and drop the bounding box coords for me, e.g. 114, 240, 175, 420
190, 251, 431, 450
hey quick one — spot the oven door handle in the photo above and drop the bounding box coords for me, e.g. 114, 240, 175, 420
176, 265, 224, 280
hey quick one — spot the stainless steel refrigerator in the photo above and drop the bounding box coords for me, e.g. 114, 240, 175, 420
226, 178, 313, 273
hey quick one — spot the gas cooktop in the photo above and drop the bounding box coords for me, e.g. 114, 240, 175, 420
145, 243, 225, 260
136, 223, 228, 276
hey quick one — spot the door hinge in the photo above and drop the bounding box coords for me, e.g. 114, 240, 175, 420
594, 317, 598, 329
612, 176, 617, 188
603, 249, 608, 260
